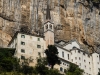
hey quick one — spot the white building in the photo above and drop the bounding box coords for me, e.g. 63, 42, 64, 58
8, 1, 100, 75
8, 32, 46, 66
55, 40, 100, 75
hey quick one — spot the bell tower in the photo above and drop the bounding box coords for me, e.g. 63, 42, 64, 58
44, 0, 54, 48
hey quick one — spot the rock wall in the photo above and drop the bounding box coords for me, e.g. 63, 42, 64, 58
0, 0, 100, 51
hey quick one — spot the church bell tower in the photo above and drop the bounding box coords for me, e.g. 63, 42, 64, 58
44, 0, 54, 48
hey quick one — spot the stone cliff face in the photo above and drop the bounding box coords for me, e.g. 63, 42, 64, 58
0, 0, 100, 51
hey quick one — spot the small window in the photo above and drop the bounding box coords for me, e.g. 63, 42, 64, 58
78, 50, 80, 53
21, 55, 25, 60
79, 57, 81, 60
89, 62, 90, 64
75, 57, 77, 60
98, 62, 99, 64
60, 67, 63, 72
21, 35, 25, 38
89, 68, 91, 71
50, 24, 52, 29
62, 51, 64, 57
83, 53, 85, 55
46, 24, 48, 29
71, 59, 73, 62
38, 52, 41, 56
38, 38, 40, 41
68, 54, 69, 60
21, 49, 25, 53
37, 45, 41, 48
21, 41, 25, 45
85, 65, 86, 68
84, 60, 86, 62
64, 69, 67, 73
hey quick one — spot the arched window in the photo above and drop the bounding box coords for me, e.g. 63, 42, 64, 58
50, 24, 52, 29
60, 67, 63, 72
46, 24, 48, 29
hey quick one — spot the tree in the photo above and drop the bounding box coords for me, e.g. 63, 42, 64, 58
98, 72, 100, 75
66, 63, 84, 75
35, 57, 63, 75
0, 48, 20, 72
45, 45, 60, 69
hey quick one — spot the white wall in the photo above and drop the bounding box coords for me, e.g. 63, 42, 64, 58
9, 33, 46, 66
92, 53, 100, 75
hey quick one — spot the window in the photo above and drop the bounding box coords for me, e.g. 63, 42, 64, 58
21, 55, 25, 60
68, 54, 69, 60
89, 62, 90, 64
98, 62, 99, 64
62, 51, 64, 57
37, 45, 41, 48
88, 55, 90, 58
46, 24, 48, 29
89, 68, 91, 71
37, 38, 40, 41
21, 49, 25, 53
50, 24, 52, 29
85, 65, 86, 68
75, 57, 77, 60
79, 63, 81, 66
38, 52, 41, 56
60, 67, 63, 72
84, 60, 86, 62
64, 69, 66, 73
79, 57, 81, 60
21, 35, 25, 38
83, 53, 85, 55
78, 50, 80, 53
71, 59, 73, 62
21, 41, 25, 45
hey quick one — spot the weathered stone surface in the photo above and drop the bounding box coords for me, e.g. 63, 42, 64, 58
0, 0, 100, 51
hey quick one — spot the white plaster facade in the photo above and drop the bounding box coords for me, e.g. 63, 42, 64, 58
8, 32, 46, 66
7, 2, 100, 75
55, 40, 100, 75
8, 32, 100, 75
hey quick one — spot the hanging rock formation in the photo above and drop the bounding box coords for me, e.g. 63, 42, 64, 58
0, 0, 100, 52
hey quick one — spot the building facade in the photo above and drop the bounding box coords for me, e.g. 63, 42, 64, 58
8, 32, 46, 66
55, 40, 100, 75
8, 0, 100, 75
